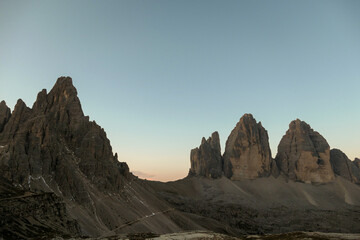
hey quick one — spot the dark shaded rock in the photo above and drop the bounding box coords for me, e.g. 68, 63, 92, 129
0, 99, 32, 143
330, 149, 360, 184
0, 101, 11, 133
0, 177, 80, 239
275, 119, 334, 183
355, 158, 360, 169
189, 132, 222, 178
0, 77, 131, 204
330, 149, 352, 181
0, 76, 206, 238
223, 114, 273, 180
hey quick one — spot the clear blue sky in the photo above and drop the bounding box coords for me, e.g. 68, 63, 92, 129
1, 0, 359, 181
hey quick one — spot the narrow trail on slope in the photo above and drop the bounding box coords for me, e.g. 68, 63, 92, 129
101, 208, 175, 237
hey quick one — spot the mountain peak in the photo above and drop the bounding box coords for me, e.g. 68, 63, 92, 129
0, 100, 11, 133
276, 120, 334, 183
239, 113, 254, 123
0, 76, 130, 199
190, 131, 222, 178
13, 99, 28, 114
45, 76, 84, 121
289, 119, 312, 132
224, 113, 273, 180
0, 100, 7, 107
49, 76, 78, 101
54, 76, 75, 88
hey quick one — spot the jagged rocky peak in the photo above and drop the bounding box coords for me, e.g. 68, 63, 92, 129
223, 114, 273, 180
0, 76, 130, 204
0, 99, 32, 144
275, 119, 335, 183
330, 149, 360, 184
0, 100, 11, 133
32, 89, 47, 111
189, 131, 222, 178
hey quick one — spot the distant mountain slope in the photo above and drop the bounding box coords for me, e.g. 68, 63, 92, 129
149, 176, 360, 235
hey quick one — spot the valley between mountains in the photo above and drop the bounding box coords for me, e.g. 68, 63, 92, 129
1, 77, 360, 239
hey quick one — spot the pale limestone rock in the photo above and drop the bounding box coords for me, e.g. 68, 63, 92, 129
275, 119, 334, 183
223, 114, 273, 180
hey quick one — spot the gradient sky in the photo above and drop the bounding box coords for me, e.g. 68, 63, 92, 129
1, 0, 359, 181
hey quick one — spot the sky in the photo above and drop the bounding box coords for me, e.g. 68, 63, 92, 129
0, 0, 359, 182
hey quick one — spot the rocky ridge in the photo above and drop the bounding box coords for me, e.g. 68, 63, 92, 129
354, 158, 360, 169
190, 116, 359, 185
1, 76, 360, 239
330, 149, 360, 184
0, 101, 11, 133
189, 114, 276, 180
189, 132, 222, 178
0, 77, 130, 200
0, 77, 193, 238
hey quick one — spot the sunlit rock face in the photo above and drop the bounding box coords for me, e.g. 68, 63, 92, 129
223, 114, 273, 180
330, 149, 360, 184
189, 131, 223, 178
275, 119, 335, 183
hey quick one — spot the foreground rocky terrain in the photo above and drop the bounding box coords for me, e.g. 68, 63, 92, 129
1, 77, 360, 239
61, 231, 360, 240
0, 177, 80, 239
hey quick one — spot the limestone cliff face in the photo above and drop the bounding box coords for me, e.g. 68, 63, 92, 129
275, 119, 334, 183
0, 77, 130, 203
223, 114, 273, 180
330, 149, 360, 184
189, 132, 222, 178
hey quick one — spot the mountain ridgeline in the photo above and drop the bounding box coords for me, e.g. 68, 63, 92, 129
0, 77, 199, 238
190, 115, 360, 184
1, 77, 360, 239
0, 77, 130, 199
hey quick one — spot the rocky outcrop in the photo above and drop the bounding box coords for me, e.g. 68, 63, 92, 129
354, 158, 360, 169
0, 101, 11, 133
330, 149, 360, 184
0, 76, 130, 203
189, 132, 222, 178
275, 119, 334, 183
223, 114, 273, 180
0, 77, 196, 238
0, 177, 80, 239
